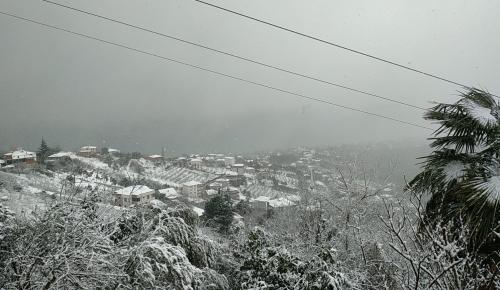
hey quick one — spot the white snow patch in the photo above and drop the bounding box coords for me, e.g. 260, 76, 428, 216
159, 188, 180, 199
268, 197, 296, 208
463, 100, 498, 126
442, 161, 466, 183
115, 185, 153, 196
192, 206, 204, 216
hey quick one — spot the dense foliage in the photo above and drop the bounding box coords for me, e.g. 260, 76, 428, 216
204, 194, 234, 233
0, 200, 228, 289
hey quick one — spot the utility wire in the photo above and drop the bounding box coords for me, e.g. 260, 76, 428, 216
41, 0, 425, 111
0, 10, 432, 131
193, 0, 496, 97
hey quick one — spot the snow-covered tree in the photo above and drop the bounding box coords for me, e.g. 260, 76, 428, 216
204, 194, 233, 233
37, 138, 50, 164
380, 192, 500, 289
0, 202, 124, 289
408, 89, 500, 253
0, 197, 229, 289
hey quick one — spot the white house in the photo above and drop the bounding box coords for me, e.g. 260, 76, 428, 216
3, 149, 37, 165
232, 164, 245, 175
79, 146, 97, 157
190, 158, 203, 168
114, 185, 154, 207
182, 180, 203, 198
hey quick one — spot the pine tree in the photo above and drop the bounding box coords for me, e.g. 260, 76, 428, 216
408, 88, 500, 253
204, 194, 233, 233
37, 138, 50, 164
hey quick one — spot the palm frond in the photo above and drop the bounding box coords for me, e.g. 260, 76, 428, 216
408, 88, 500, 253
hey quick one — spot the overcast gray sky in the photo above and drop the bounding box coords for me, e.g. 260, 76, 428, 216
1, 0, 499, 154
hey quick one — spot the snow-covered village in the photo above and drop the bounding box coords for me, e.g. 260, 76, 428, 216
2, 1, 500, 289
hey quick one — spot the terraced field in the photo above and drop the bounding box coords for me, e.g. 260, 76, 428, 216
245, 184, 286, 199
156, 166, 218, 186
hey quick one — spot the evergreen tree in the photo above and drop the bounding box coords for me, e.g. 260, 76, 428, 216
204, 194, 233, 233
37, 138, 50, 164
408, 88, 500, 253
234, 199, 252, 215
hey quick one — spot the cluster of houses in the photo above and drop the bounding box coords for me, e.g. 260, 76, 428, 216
112, 181, 300, 217
0, 145, 122, 168
1, 145, 301, 217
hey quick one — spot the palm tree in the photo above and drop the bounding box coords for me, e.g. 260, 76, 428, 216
408, 89, 500, 253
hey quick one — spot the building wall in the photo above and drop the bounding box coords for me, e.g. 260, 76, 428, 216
182, 184, 202, 198
114, 190, 154, 207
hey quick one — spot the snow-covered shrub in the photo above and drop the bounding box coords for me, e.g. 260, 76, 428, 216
125, 236, 228, 289
381, 194, 500, 289
232, 228, 353, 290
187, 236, 220, 268
0, 202, 123, 289
0, 195, 230, 289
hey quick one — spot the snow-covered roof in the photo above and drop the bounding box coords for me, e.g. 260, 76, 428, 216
5, 149, 36, 160
268, 197, 296, 208
149, 154, 163, 159
206, 189, 218, 196
183, 180, 202, 187
108, 148, 120, 153
115, 185, 153, 196
159, 188, 179, 199
286, 195, 301, 202
233, 164, 244, 167
48, 152, 73, 158
252, 196, 271, 202
192, 206, 204, 217
190, 158, 202, 162
0, 160, 5, 164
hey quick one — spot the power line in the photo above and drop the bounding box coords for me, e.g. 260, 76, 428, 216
41, 0, 425, 111
192, 0, 495, 97
0, 10, 432, 131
